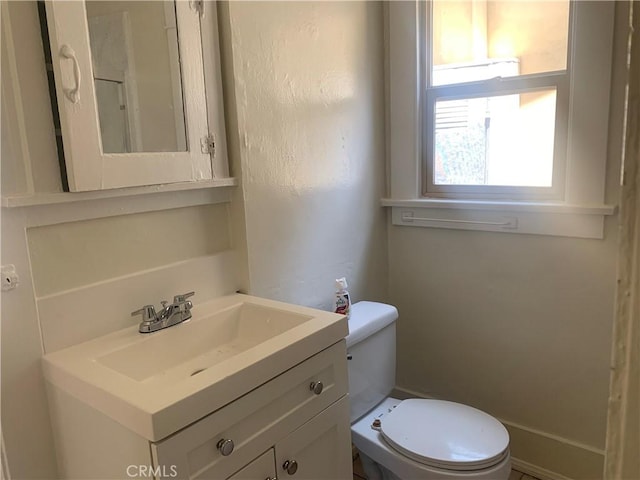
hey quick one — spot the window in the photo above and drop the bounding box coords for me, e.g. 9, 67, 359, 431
426, 0, 570, 200
385, 1, 617, 238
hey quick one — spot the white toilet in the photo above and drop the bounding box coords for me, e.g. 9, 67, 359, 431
347, 301, 511, 480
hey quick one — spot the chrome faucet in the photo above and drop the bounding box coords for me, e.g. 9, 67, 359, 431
131, 291, 194, 333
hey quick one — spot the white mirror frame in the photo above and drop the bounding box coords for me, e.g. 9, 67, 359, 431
45, 1, 212, 192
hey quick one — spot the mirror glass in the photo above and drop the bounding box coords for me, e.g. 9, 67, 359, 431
85, 1, 187, 154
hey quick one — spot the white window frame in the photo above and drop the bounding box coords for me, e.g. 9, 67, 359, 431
384, 1, 616, 239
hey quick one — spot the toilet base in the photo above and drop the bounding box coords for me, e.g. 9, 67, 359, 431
351, 397, 512, 480
358, 450, 403, 480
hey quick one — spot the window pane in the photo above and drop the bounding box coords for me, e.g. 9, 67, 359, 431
434, 89, 556, 187
431, 1, 570, 86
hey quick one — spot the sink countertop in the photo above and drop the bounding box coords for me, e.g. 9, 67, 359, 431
42, 294, 348, 441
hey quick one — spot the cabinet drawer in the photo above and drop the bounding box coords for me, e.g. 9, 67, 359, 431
151, 340, 347, 480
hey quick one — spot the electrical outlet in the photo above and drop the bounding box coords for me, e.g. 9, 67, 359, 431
1, 265, 19, 291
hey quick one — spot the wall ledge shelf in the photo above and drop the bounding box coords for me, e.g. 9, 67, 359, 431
1, 178, 238, 228
2, 178, 238, 208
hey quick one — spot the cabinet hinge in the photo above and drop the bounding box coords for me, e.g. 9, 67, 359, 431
189, 0, 204, 17
200, 133, 216, 157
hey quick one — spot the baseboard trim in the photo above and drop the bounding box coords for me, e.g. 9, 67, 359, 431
511, 457, 573, 480
393, 387, 605, 480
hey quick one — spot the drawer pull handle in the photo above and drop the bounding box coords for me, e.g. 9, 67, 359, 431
283, 459, 298, 475
309, 381, 323, 395
265, 478, 276, 480
216, 438, 234, 456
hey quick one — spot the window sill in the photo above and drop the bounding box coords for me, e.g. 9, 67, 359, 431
381, 198, 617, 239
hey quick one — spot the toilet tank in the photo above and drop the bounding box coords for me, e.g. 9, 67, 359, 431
346, 301, 398, 423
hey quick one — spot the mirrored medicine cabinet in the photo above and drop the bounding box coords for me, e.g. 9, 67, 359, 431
45, 0, 229, 192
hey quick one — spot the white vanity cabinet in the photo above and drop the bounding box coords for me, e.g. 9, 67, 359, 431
47, 340, 352, 480
44, 294, 352, 480
151, 341, 352, 480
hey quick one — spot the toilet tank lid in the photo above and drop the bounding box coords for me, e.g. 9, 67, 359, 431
346, 301, 398, 348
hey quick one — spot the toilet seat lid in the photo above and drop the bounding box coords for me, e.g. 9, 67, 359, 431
380, 399, 509, 471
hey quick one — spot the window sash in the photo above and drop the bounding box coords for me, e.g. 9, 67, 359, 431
422, 1, 573, 200
423, 73, 570, 199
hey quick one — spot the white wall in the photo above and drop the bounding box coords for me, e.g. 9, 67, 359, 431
389, 4, 628, 479
220, 1, 389, 309
1, 5, 72, 476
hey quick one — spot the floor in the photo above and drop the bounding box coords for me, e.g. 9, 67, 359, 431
508, 471, 542, 480
352, 452, 541, 480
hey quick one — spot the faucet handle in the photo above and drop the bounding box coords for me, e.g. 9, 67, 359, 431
131, 305, 157, 322
173, 291, 195, 304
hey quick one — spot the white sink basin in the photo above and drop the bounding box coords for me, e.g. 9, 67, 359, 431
42, 294, 347, 441
97, 303, 312, 382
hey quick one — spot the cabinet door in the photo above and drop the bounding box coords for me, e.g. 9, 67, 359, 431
275, 397, 352, 480
226, 449, 276, 480
45, 0, 212, 191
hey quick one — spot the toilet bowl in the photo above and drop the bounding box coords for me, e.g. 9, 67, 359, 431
347, 302, 511, 480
